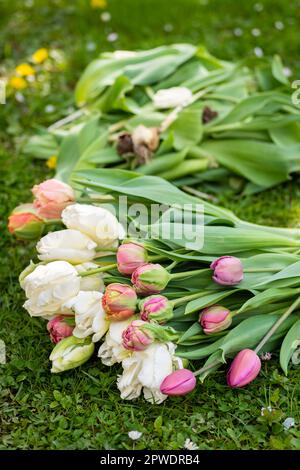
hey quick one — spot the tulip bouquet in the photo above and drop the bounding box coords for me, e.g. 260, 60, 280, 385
10, 170, 300, 404
24, 44, 300, 195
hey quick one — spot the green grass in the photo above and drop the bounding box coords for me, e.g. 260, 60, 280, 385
1, 0, 300, 450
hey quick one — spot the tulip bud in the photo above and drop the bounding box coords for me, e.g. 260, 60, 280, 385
8, 204, 44, 240
227, 349, 261, 388
132, 125, 159, 152
199, 305, 232, 334
47, 315, 74, 344
131, 125, 160, 164
131, 263, 171, 295
210, 256, 243, 286
122, 320, 154, 351
50, 336, 94, 373
160, 369, 196, 396
117, 242, 148, 275
32, 178, 75, 219
140, 295, 173, 323
102, 283, 137, 321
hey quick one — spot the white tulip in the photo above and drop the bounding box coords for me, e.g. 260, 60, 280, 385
153, 87, 193, 109
65, 291, 109, 343
75, 262, 105, 292
21, 261, 80, 317
36, 229, 97, 264
117, 342, 177, 404
98, 318, 132, 365
62, 203, 125, 249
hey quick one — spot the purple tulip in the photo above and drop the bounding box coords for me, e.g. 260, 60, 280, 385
122, 320, 154, 351
117, 242, 148, 275
160, 369, 196, 396
227, 349, 261, 388
210, 256, 243, 286
199, 305, 232, 334
140, 295, 173, 323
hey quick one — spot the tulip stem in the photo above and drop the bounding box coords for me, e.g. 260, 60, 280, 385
172, 291, 207, 307
148, 255, 165, 262
194, 359, 221, 377
170, 268, 210, 280
79, 263, 117, 277
254, 295, 300, 354
166, 260, 178, 271
243, 268, 282, 273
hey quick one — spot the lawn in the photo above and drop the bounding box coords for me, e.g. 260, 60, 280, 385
0, 0, 300, 450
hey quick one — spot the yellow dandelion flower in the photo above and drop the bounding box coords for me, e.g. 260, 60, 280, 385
46, 155, 58, 169
32, 48, 49, 64
15, 63, 35, 77
90, 0, 107, 9
9, 76, 27, 90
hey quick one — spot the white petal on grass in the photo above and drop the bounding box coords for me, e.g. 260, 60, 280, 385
107, 32, 118, 42
184, 438, 199, 450
233, 28, 243, 37
251, 28, 261, 37
101, 12, 111, 22
275, 21, 284, 30
128, 431, 142, 440
283, 417, 295, 430
45, 104, 55, 113
254, 47, 264, 58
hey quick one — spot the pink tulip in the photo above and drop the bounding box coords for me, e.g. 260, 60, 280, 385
131, 263, 170, 295
160, 369, 196, 396
140, 295, 173, 323
32, 179, 75, 219
47, 315, 74, 344
199, 305, 232, 334
117, 242, 148, 275
227, 349, 261, 388
8, 203, 44, 240
122, 320, 153, 351
102, 283, 137, 321
210, 256, 243, 286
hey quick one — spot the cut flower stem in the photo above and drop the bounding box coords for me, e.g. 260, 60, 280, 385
254, 295, 300, 354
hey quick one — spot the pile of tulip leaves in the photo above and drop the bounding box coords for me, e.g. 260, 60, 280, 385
73, 168, 300, 379
25, 44, 300, 196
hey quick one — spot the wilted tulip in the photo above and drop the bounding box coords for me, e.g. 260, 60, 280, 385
47, 315, 74, 344
160, 368, 196, 396
50, 336, 95, 373
32, 178, 75, 219
131, 125, 160, 164
210, 256, 243, 286
140, 295, 173, 323
117, 242, 148, 275
122, 320, 154, 351
8, 204, 44, 240
227, 349, 261, 388
131, 263, 171, 295
102, 283, 137, 321
199, 305, 232, 334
